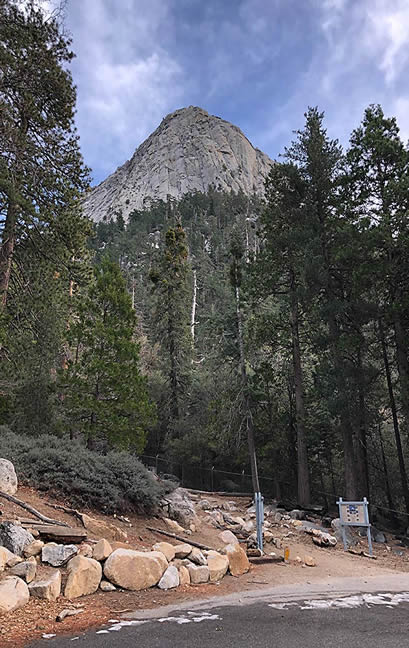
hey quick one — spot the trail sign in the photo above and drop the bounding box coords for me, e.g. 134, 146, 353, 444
337, 497, 373, 557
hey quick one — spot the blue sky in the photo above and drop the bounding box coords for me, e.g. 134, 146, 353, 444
55, 0, 409, 185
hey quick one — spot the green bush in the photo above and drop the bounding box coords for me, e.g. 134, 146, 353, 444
0, 427, 174, 514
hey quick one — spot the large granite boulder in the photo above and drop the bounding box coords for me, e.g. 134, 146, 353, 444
206, 550, 229, 582
158, 565, 179, 590
29, 570, 61, 601
0, 576, 29, 615
225, 543, 250, 576
0, 459, 17, 495
103, 549, 167, 591
41, 543, 78, 567
64, 556, 102, 599
0, 522, 34, 556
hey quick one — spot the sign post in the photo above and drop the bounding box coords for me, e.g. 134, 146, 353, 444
337, 497, 373, 557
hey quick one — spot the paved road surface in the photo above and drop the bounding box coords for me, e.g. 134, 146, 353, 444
30, 576, 409, 648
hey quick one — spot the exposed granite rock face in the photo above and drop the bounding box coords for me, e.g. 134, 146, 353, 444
83, 106, 273, 222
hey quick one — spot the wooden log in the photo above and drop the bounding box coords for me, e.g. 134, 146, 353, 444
34, 525, 87, 543
146, 526, 213, 551
0, 491, 69, 527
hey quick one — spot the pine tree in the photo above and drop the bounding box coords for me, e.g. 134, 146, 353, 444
61, 258, 154, 451
149, 223, 191, 438
0, 0, 90, 308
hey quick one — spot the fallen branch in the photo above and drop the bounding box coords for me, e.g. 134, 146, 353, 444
146, 526, 213, 551
0, 491, 70, 527
47, 503, 86, 527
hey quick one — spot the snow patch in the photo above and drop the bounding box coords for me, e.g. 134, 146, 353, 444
269, 592, 409, 611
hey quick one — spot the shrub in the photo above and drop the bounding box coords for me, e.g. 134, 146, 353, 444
0, 427, 174, 514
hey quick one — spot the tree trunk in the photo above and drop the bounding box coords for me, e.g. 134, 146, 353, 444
355, 348, 370, 498
379, 318, 409, 514
393, 311, 409, 440
289, 267, 310, 506
191, 269, 197, 344
0, 200, 18, 308
235, 284, 260, 493
328, 316, 359, 499
378, 424, 395, 512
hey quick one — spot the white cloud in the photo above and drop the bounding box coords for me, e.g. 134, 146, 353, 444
66, 0, 184, 182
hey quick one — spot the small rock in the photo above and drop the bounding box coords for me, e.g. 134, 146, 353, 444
23, 540, 44, 558
100, 580, 116, 592
274, 512, 283, 522
9, 559, 36, 583
42, 543, 78, 567
78, 544, 93, 558
158, 565, 179, 590
295, 556, 302, 564
64, 555, 102, 599
0, 546, 22, 569
0, 576, 29, 615
0, 458, 18, 495
178, 565, 190, 585
196, 499, 211, 510
173, 543, 192, 559
29, 570, 61, 601
225, 543, 250, 576
274, 538, 282, 549
93, 539, 113, 562
243, 520, 255, 533
164, 518, 186, 535
188, 547, 207, 565
219, 530, 239, 546
290, 509, 306, 520
152, 542, 175, 562
0, 522, 34, 556
291, 520, 303, 528
304, 555, 316, 567
208, 510, 224, 527
186, 563, 210, 584
263, 531, 274, 543
221, 501, 238, 512
233, 516, 246, 527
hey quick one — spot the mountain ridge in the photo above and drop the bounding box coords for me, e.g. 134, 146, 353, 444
82, 106, 273, 222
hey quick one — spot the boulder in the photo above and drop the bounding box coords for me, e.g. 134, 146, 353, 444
331, 518, 356, 546
29, 570, 61, 601
196, 499, 211, 510
188, 547, 207, 565
186, 563, 209, 584
207, 510, 224, 527
41, 543, 78, 567
23, 540, 44, 558
0, 522, 34, 556
221, 501, 238, 512
152, 542, 175, 562
173, 543, 192, 559
164, 518, 187, 534
225, 543, 250, 576
81, 514, 127, 542
103, 549, 167, 591
64, 555, 102, 599
9, 558, 36, 583
158, 565, 179, 590
0, 576, 29, 615
179, 565, 190, 585
219, 530, 239, 546
233, 517, 246, 527
0, 546, 22, 570
162, 488, 199, 528
93, 539, 113, 562
290, 509, 306, 520
243, 520, 254, 533
0, 458, 17, 495
100, 580, 116, 592
206, 550, 229, 582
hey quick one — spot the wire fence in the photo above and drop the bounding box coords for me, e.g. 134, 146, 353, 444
140, 453, 409, 522
140, 454, 276, 495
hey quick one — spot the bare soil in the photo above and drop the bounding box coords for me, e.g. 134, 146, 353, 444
0, 487, 408, 647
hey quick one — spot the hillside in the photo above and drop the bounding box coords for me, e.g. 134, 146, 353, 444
82, 106, 273, 222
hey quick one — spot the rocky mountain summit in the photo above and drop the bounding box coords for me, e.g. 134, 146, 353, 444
83, 106, 273, 222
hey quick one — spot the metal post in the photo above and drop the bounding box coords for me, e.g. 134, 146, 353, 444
255, 492, 264, 552
364, 497, 373, 557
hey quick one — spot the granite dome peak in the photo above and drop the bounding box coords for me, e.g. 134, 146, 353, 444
83, 106, 273, 222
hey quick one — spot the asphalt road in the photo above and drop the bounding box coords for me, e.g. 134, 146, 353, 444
31, 595, 409, 648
